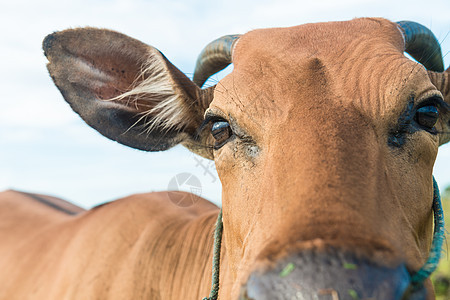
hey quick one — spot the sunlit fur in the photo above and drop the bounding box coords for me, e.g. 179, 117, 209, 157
108, 54, 190, 133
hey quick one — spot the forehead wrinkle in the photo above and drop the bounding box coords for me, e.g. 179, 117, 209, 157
216, 75, 248, 118
214, 18, 433, 134
334, 53, 413, 118
211, 75, 251, 122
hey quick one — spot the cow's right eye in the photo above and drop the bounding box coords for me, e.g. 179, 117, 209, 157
415, 105, 439, 131
211, 121, 233, 149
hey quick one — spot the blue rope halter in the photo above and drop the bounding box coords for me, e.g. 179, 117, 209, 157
410, 176, 445, 285
202, 176, 445, 299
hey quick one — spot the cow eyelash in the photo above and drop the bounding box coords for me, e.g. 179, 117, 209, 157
413, 96, 448, 134
417, 96, 449, 112
199, 115, 227, 131
198, 113, 256, 150
198, 115, 234, 150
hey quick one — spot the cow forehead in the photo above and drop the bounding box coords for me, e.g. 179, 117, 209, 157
213, 18, 435, 129
236, 19, 390, 50
231, 17, 405, 75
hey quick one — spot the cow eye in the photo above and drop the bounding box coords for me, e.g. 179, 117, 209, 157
415, 105, 439, 130
211, 121, 233, 149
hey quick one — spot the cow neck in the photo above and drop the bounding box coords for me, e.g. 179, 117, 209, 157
201, 176, 444, 299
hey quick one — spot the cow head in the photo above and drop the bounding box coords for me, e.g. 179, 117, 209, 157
43, 18, 450, 299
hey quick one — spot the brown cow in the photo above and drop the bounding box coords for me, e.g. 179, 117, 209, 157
0, 17, 449, 299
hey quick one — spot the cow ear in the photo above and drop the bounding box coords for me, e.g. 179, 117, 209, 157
43, 27, 214, 159
428, 67, 450, 146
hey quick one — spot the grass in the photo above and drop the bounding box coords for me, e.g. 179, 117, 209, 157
432, 187, 450, 300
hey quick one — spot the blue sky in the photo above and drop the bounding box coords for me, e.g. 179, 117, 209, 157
1, 0, 449, 208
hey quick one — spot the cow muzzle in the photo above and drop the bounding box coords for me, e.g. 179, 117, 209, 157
239, 249, 427, 300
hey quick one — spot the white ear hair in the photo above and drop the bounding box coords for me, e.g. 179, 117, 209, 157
107, 52, 190, 133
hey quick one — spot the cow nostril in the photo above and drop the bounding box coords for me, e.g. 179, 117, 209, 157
241, 250, 427, 300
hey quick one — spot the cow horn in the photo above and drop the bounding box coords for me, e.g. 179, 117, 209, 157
397, 21, 444, 72
193, 34, 241, 87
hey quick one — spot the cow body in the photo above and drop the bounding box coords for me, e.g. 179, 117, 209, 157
0, 190, 219, 299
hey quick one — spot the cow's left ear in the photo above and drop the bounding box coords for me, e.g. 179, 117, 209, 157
43, 27, 214, 159
428, 67, 450, 145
